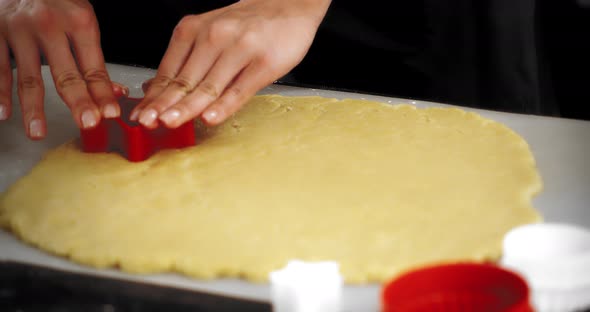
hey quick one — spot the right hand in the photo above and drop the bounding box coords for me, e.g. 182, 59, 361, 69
132, 0, 332, 130
0, 0, 120, 140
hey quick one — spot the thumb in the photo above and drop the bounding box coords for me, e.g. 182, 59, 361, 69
111, 81, 129, 98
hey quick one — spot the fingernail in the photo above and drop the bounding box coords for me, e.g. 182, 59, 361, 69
112, 82, 129, 97
130, 109, 140, 121
81, 110, 98, 129
0, 104, 7, 120
160, 109, 181, 125
29, 119, 43, 138
139, 109, 158, 126
103, 103, 119, 118
202, 110, 218, 123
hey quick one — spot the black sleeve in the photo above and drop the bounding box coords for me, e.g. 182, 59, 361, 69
90, 0, 235, 69
90, 0, 590, 119
289, 0, 559, 116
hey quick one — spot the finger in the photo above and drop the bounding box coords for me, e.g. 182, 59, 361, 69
129, 77, 156, 122
38, 31, 99, 129
158, 17, 198, 81
0, 35, 12, 121
111, 81, 129, 98
141, 78, 152, 94
157, 44, 253, 128
8, 27, 46, 140
129, 75, 171, 123
202, 59, 273, 126
130, 18, 196, 121
67, 8, 119, 118
137, 42, 222, 128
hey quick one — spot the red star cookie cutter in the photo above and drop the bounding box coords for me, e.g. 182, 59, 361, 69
80, 96, 196, 162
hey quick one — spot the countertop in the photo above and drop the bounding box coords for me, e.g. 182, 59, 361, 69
1, 64, 589, 311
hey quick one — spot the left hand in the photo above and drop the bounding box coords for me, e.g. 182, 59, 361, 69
0, 0, 121, 140
130, 0, 331, 129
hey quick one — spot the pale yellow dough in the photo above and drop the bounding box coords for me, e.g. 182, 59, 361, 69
0, 95, 542, 283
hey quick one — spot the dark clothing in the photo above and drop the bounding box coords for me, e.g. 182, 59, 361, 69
91, 1, 234, 69
91, 1, 590, 119
290, 0, 557, 116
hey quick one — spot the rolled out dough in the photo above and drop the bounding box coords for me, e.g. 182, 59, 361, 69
0, 95, 542, 283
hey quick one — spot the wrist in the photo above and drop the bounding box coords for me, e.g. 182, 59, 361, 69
239, 0, 332, 21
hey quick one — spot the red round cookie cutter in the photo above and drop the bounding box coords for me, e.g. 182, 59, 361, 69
80, 96, 196, 162
381, 262, 533, 312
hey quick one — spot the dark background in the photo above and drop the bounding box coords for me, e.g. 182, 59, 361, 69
91, 0, 590, 121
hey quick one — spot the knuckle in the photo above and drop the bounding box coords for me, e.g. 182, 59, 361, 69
19, 75, 43, 90
83, 68, 109, 83
170, 76, 195, 94
258, 53, 274, 68
0, 1, 19, 16
225, 86, 243, 100
6, 13, 27, 31
143, 76, 171, 98
56, 70, 85, 89
172, 16, 195, 42
195, 81, 219, 99
31, 8, 55, 32
84, 1, 95, 12
69, 7, 96, 30
236, 30, 258, 50
150, 75, 173, 89
207, 19, 238, 44
172, 26, 190, 42
178, 15, 195, 28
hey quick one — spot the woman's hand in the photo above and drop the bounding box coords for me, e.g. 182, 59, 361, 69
132, 0, 332, 129
0, 0, 119, 140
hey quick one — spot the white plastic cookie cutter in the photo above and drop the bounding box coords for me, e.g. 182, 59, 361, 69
269, 260, 343, 312
501, 223, 590, 312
